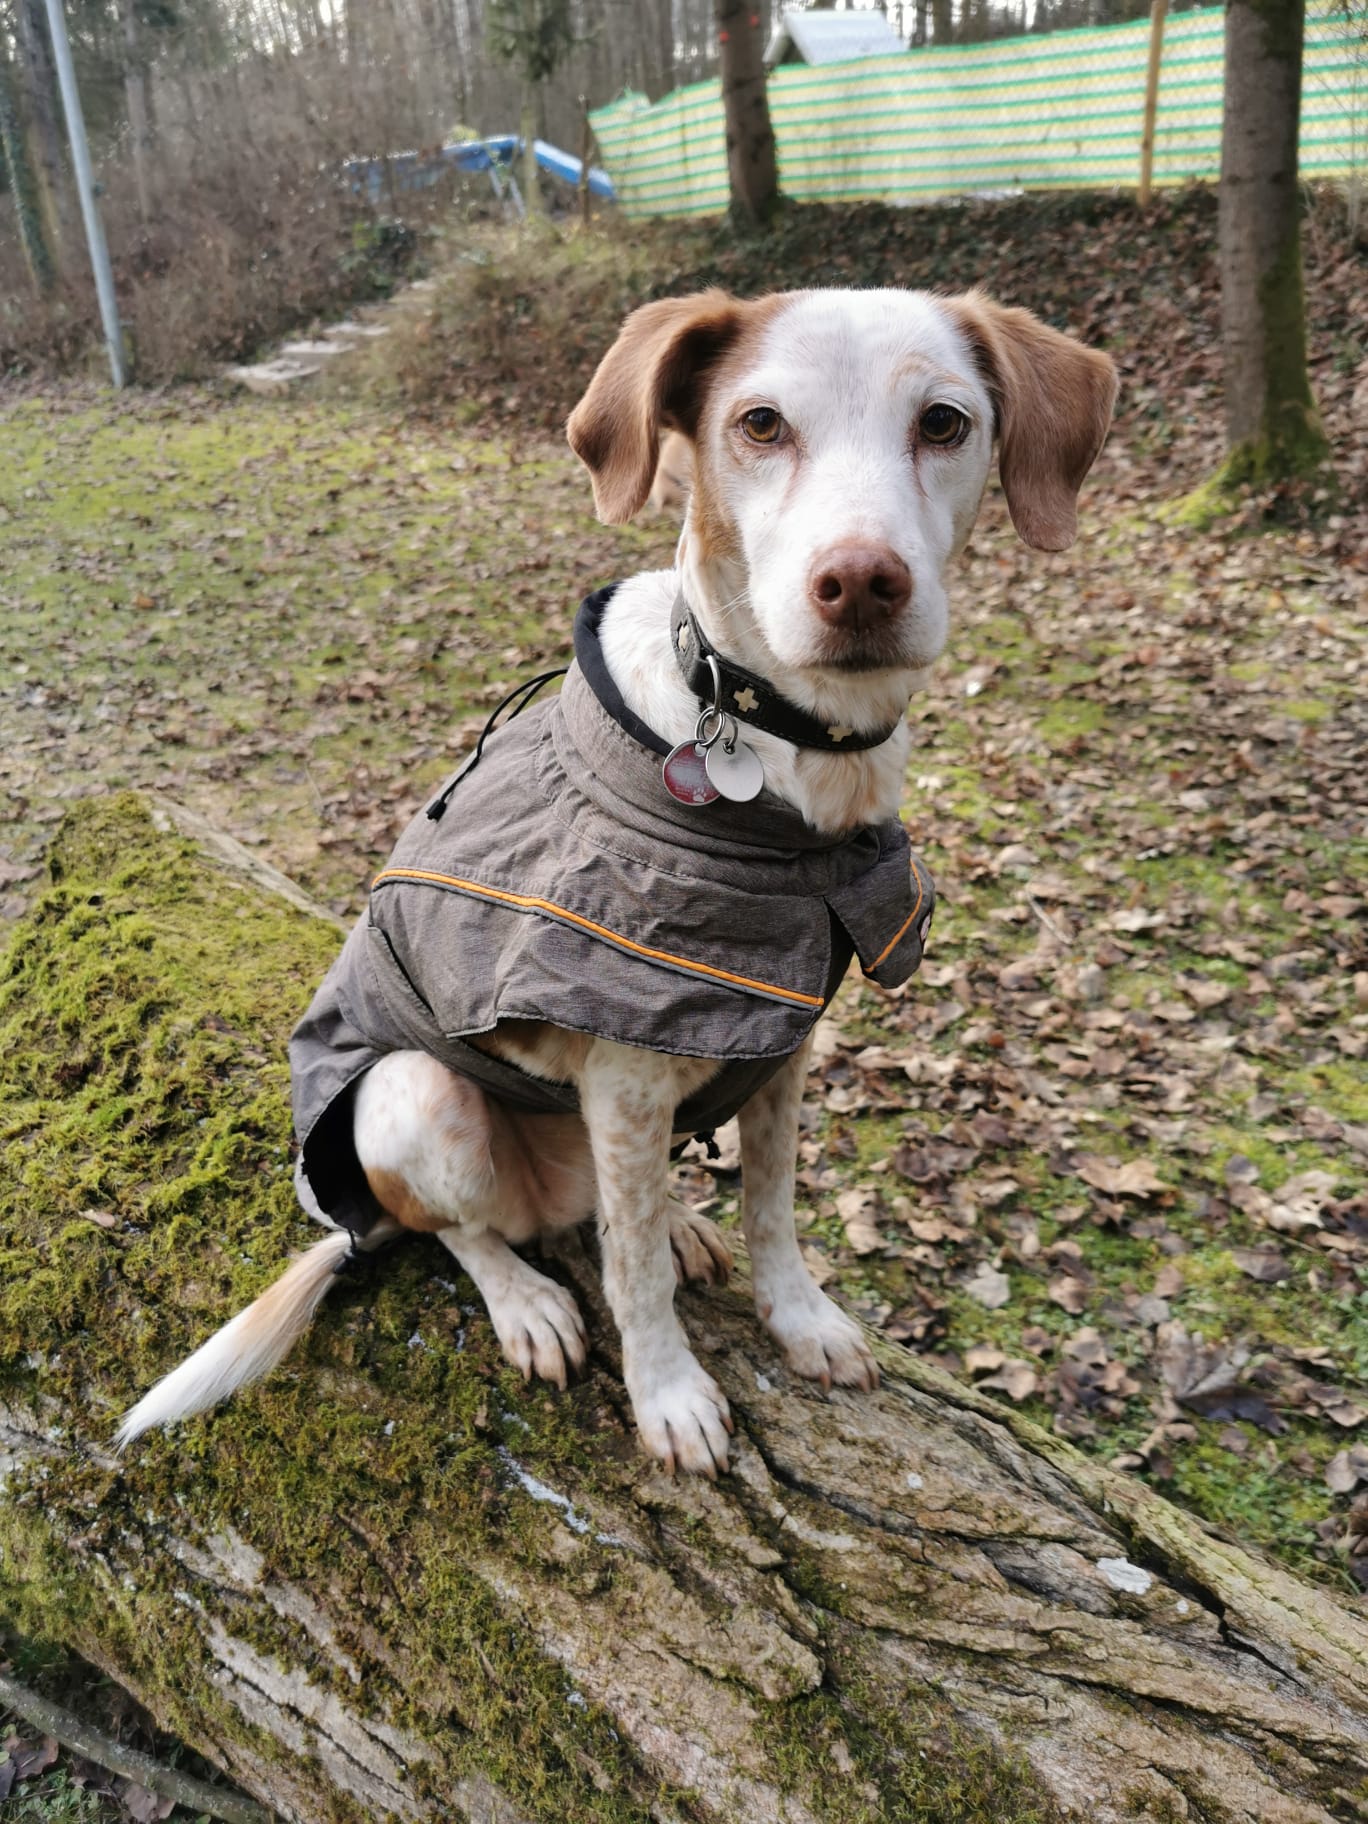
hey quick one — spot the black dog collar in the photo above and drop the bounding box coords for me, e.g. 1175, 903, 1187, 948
670, 594, 901, 754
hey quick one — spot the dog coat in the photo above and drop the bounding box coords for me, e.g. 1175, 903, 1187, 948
290, 587, 935, 1238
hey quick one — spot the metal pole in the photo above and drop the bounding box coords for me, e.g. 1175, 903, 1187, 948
42, 0, 126, 387
1138, 0, 1169, 208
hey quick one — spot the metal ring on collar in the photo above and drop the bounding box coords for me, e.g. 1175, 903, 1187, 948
694, 705, 730, 750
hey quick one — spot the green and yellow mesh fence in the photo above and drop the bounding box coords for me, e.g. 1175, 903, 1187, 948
591, 4, 1365, 219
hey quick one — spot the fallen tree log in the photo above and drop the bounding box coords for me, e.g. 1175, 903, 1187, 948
4, 794, 1368, 1824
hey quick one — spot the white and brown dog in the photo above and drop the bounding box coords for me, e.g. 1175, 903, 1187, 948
118, 288, 1115, 1476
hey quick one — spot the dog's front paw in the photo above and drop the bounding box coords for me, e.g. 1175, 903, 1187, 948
667, 1200, 734, 1286
760, 1284, 879, 1393
629, 1355, 733, 1477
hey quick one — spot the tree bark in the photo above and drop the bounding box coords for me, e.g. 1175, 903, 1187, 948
0, 53, 56, 296
14, 0, 72, 268
120, 0, 154, 227
715, 0, 778, 227
6, 794, 1368, 1824
1216, 0, 1330, 482
520, 86, 542, 214
652, 0, 677, 99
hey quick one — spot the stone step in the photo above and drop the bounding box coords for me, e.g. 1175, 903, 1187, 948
277, 338, 347, 360
223, 358, 325, 395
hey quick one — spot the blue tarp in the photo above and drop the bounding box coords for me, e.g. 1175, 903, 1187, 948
344, 136, 615, 207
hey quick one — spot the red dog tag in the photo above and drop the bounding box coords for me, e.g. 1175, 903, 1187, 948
662, 741, 720, 805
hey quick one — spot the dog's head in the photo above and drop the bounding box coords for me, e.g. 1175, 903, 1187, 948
568, 287, 1116, 685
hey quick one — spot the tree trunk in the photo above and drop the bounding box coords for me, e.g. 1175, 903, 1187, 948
1216, 0, 1329, 483
7, 794, 1368, 1824
0, 52, 55, 294
715, 0, 778, 227
653, 0, 677, 99
518, 85, 543, 215
120, 0, 153, 227
15, 0, 72, 268
520, 86, 541, 215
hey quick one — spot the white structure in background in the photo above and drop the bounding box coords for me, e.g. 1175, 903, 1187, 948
764, 6, 907, 67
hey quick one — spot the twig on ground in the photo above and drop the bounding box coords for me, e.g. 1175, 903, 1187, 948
0, 1669, 273, 1824
1026, 894, 1073, 946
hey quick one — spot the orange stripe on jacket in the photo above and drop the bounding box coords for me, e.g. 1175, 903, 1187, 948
371, 866, 826, 1010
865, 856, 926, 975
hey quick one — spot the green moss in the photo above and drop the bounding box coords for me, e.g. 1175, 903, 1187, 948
1035, 700, 1106, 744
1163, 1431, 1345, 1586
1284, 1061, 1368, 1125
755, 1674, 1072, 1824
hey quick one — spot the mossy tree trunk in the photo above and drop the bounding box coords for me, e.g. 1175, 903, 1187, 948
0, 50, 56, 296
715, 0, 779, 228
1216, 0, 1330, 484
15, 0, 72, 270
7, 795, 1368, 1824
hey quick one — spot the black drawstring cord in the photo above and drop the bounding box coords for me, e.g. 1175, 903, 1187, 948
426, 667, 568, 821
332, 1231, 369, 1276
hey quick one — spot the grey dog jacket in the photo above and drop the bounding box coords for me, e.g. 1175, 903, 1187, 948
290, 588, 934, 1239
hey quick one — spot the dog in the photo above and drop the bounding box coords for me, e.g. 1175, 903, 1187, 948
118, 287, 1115, 1477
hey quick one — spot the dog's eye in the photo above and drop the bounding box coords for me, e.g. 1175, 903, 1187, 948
740, 407, 784, 445
919, 404, 969, 447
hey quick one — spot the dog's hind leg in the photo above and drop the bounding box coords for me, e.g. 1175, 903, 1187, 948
356, 1050, 588, 1388
666, 1200, 733, 1286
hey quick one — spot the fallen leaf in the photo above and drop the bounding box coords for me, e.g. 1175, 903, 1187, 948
1327, 1445, 1368, 1494
1111, 907, 1164, 932
800, 1244, 838, 1288
1048, 1275, 1089, 1315
1074, 1155, 1167, 1198
1156, 1322, 1286, 1433
6, 1737, 58, 1781
1229, 1246, 1292, 1283
978, 1359, 1039, 1401
1154, 1263, 1186, 1299
114, 1777, 176, 1822
964, 1262, 1011, 1309
835, 1188, 885, 1256
1267, 1169, 1338, 1233
964, 1344, 1006, 1375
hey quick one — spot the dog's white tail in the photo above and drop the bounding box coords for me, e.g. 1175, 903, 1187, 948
115, 1221, 399, 1449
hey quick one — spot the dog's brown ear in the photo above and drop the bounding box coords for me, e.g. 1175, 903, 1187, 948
567, 290, 748, 524
949, 292, 1118, 552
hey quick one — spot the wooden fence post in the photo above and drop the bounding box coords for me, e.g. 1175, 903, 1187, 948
1139, 0, 1169, 205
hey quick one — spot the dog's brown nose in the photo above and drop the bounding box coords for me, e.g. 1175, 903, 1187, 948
808, 544, 912, 630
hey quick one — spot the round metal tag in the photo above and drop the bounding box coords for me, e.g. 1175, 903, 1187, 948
705, 736, 764, 803
662, 741, 720, 806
